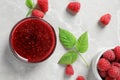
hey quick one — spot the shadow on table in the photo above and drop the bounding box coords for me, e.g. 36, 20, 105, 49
2, 43, 39, 78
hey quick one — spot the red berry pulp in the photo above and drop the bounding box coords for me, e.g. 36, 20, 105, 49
10, 17, 56, 63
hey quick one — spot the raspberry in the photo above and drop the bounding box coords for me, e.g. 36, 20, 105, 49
105, 76, 116, 80
108, 66, 120, 78
37, 0, 48, 13
76, 75, 85, 80
67, 2, 80, 13
97, 58, 111, 71
115, 58, 120, 62
112, 62, 120, 69
114, 46, 120, 60
100, 13, 111, 25
117, 76, 120, 80
32, 9, 44, 18
103, 50, 115, 61
65, 65, 74, 76
99, 71, 107, 78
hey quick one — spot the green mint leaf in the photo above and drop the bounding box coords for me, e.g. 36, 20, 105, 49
25, 0, 34, 9
26, 9, 32, 17
76, 32, 88, 53
58, 51, 78, 64
59, 28, 76, 49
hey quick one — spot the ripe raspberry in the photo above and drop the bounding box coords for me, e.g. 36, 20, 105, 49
117, 76, 120, 80
37, 0, 48, 13
105, 76, 116, 80
108, 66, 120, 78
112, 62, 120, 69
97, 58, 111, 71
114, 46, 120, 60
65, 65, 74, 76
99, 71, 107, 78
115, 58, 120, 62
76, 75, 85, 80
103, 50, 115, 61
100, 13, 111, 25
67, 2, 80, 13
32, 9, 44, 18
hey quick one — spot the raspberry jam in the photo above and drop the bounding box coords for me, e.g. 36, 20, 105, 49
10, 17, 56, 63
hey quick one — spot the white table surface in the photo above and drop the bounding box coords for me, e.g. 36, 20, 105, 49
0, 0, 120, 80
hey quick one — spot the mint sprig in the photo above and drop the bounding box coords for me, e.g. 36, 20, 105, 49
25, 0, 35, 17
58, 28, 89, 66
59, 28, 76, 49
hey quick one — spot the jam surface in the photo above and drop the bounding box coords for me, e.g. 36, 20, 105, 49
10, 18, 56, 62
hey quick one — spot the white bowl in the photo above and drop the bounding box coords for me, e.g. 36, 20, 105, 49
88, 48, 113, 80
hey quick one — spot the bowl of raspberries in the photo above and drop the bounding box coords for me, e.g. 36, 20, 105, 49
92, 46, 120, 80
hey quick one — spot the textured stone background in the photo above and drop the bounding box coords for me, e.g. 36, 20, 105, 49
0, 0, 120, 80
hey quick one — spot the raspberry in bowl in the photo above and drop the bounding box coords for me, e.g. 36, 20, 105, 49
90, 46, 120, 80
9, 17, 56, 63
